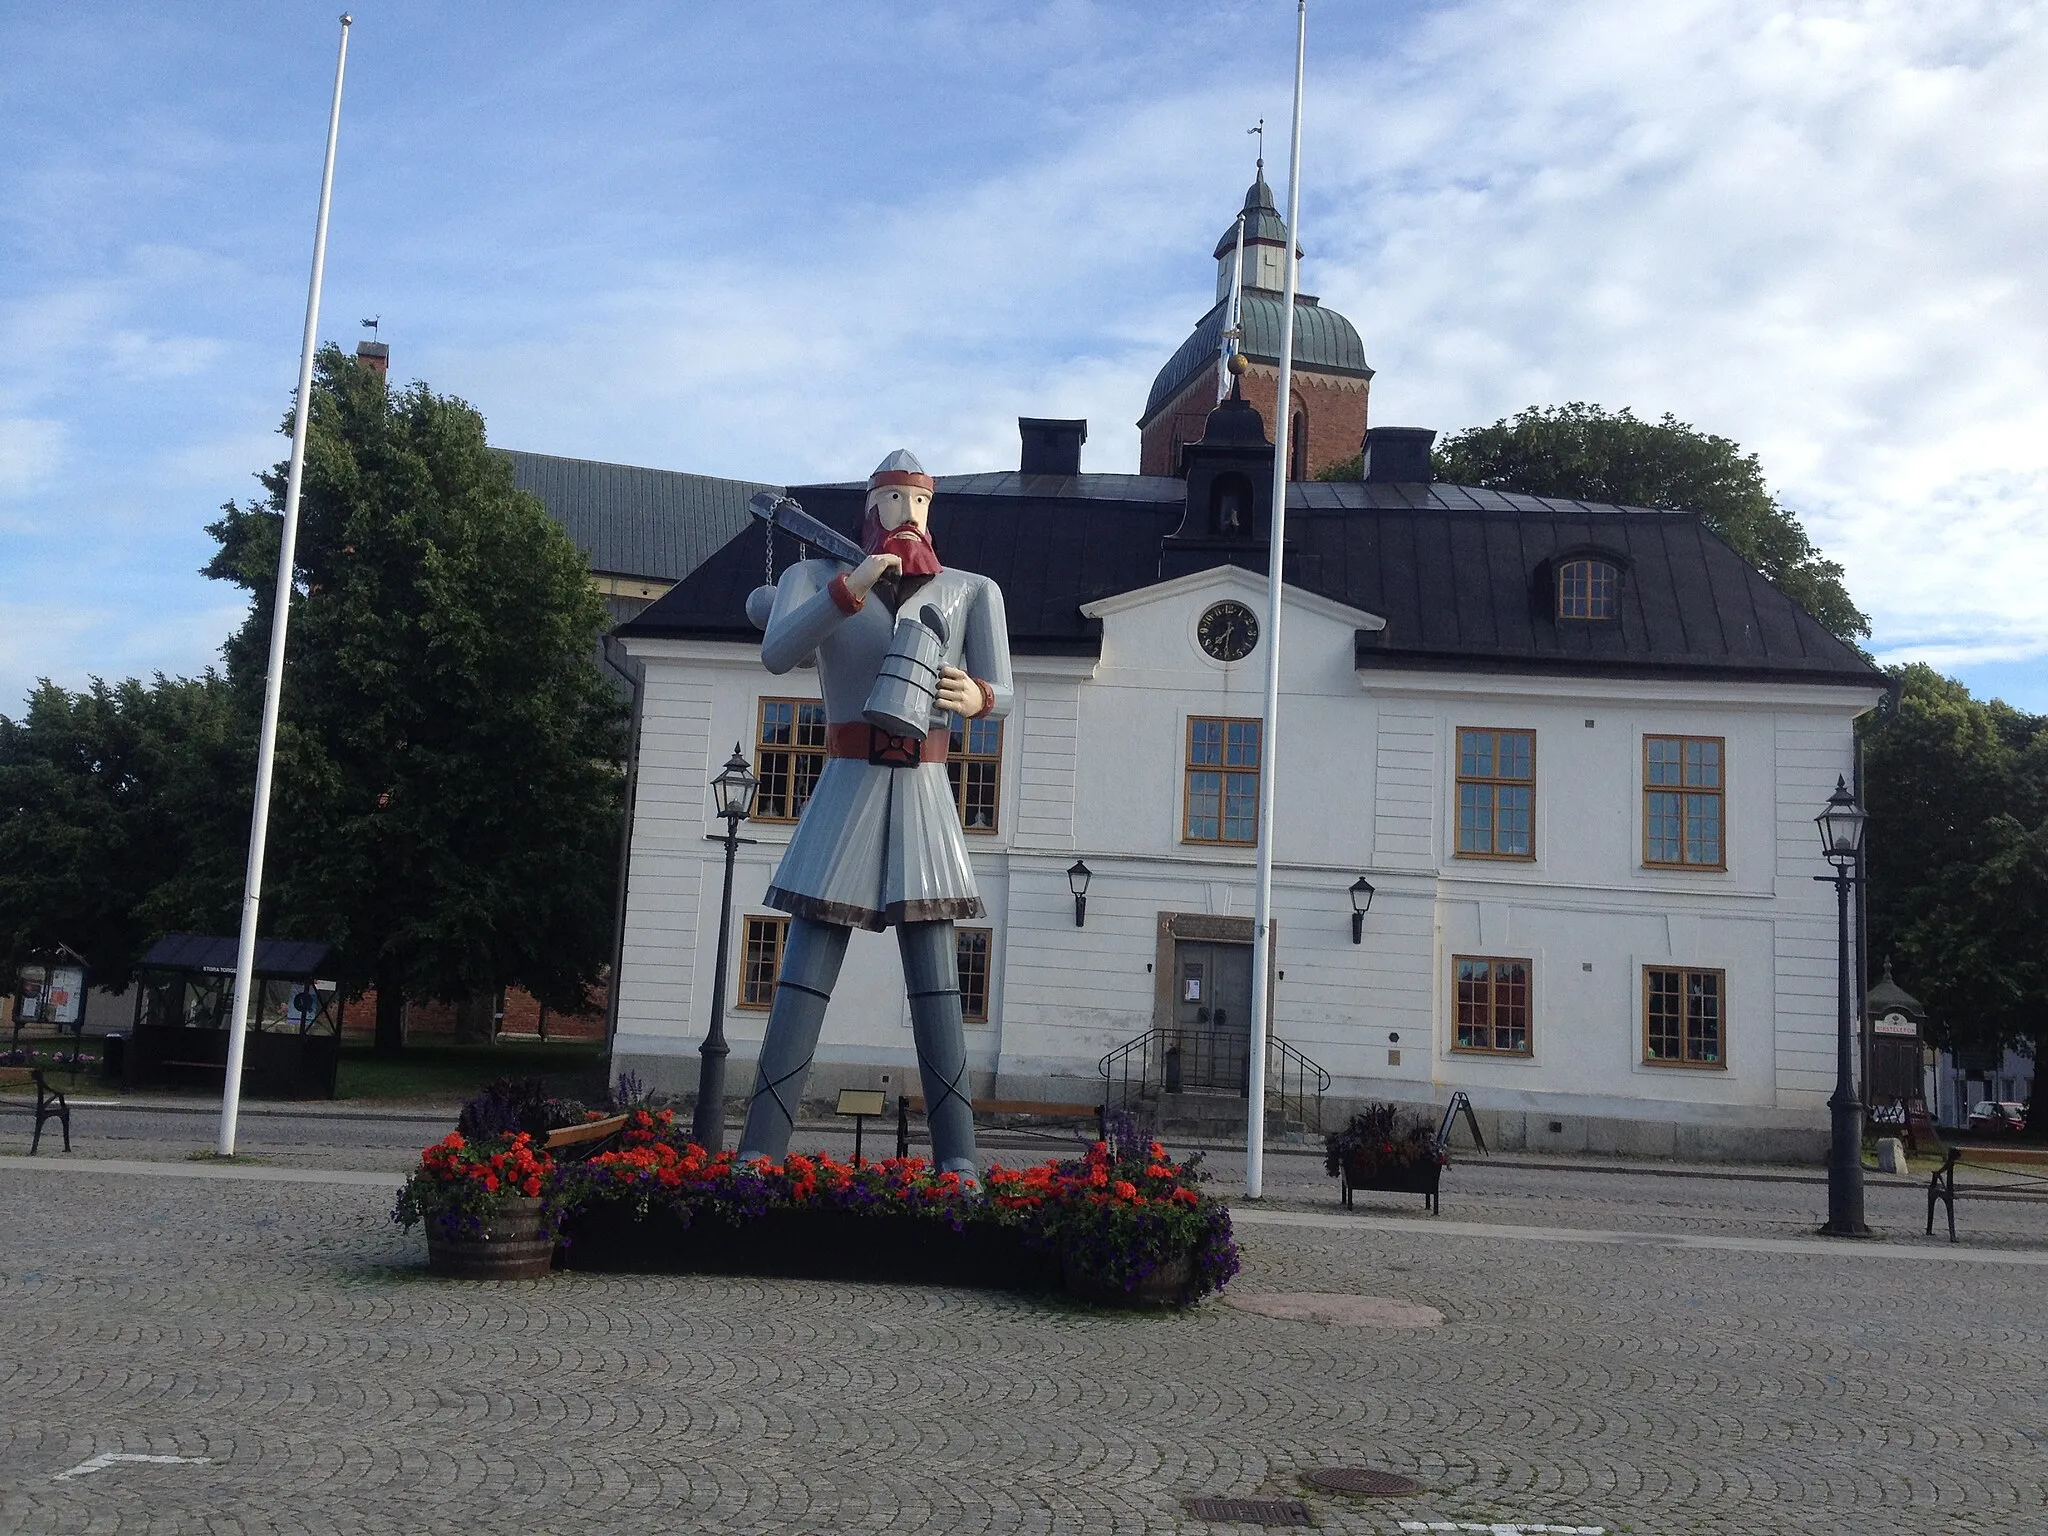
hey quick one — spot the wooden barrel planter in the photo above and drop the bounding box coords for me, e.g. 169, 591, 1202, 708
1339, 1158, 1445, 1214
425, 1196, 557, 1279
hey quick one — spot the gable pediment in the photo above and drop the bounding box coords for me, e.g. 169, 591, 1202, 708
1079, 564, 1387, 633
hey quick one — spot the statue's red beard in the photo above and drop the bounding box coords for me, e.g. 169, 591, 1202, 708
860, 510, 944, 576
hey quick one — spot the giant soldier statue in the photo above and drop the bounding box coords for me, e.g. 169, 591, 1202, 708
739, 450, 1012, 1181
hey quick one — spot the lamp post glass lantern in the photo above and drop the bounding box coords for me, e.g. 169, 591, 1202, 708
1349, 875, 1375, 944
1817, 777, 1867, 866
695, 745, 758, 1152
1068, 859, 1091, 927
1815, 775, 1868, 1236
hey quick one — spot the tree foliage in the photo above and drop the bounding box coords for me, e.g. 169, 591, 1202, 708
1323, 403, 1868, 641
0, 673, 247, 985
1863, 665, 2048, 1108
204, 346, 626, 1050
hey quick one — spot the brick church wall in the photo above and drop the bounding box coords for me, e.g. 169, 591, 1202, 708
1139, 364, 1369, 479
341, 983, 607, 1043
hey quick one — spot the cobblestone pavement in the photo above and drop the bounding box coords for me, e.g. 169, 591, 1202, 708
5, 1141, 2048, 1536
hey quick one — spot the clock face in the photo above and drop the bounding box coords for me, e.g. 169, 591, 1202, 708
1197, 600, 1259, 662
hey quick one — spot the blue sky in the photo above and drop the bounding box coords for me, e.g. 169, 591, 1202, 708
3, 0, 2044, 713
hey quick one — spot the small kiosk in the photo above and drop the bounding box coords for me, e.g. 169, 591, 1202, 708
126, 934, 343, 1099
1866, 962, 1929, 1111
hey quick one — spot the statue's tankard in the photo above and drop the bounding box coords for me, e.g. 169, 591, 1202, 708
863, 603, 950, 742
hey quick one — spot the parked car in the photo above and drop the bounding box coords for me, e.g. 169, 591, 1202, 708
1967, 1100, 2028, 1134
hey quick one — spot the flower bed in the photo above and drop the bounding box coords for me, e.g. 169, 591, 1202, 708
395, 1106, 1239, 1307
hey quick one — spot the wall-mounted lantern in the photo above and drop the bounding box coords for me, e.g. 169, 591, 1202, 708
1068, 860, 1092, 928
1349, 875, 1376, 944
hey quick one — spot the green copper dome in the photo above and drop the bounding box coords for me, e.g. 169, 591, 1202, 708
1141, 293, 1371, 424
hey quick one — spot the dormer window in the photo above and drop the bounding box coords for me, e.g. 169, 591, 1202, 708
1557, 558, 1619, 620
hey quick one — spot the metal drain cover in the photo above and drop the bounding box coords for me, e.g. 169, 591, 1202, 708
1182, 1496, 1315, 1525
1301, 1467, 1423, 1496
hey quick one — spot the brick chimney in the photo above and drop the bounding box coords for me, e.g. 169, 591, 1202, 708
1018, 417, 1086, 477
355, 340, 389, 380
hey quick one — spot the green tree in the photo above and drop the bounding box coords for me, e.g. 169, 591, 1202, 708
1863, 664, 2048, 1121
0, 673, 246, 986
205, 346, 626, 1053
1323, 403, 1867, 640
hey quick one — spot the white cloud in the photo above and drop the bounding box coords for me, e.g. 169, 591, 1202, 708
1301, 0, 2048, 662
0, 417, 67, 496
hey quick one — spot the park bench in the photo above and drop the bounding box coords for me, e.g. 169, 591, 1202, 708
1924, 1143, 2048, 1243
29, 1068, 71, 1155
542, 1113, 630, 1160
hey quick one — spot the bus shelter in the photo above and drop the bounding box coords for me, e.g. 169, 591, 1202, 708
125, 934, 343, 1099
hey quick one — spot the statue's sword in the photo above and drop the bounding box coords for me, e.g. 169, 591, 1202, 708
748, 491, 865, 568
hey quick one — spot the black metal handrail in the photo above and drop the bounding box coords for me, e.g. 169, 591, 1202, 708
1098, 1028, 1330, 1134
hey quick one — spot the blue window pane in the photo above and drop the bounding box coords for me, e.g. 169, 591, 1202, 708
1497, 786, 1532, 855
1686, 739, 1721, 789
1225, 721, 1260, 768
1498, 733, 1532, 781
1647, 792, 1682, 862
1222, 772, 1258, 841
1187, 770, 1221, 840
1457, 784, 1492, 852
1190, 720, 1222, 766
1685, 794, 1722, 865
1459, 731, 1494, 778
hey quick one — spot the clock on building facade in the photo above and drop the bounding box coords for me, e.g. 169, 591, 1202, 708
1197, 600, 1259, 662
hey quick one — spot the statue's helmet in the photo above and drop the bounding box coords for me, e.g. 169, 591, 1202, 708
868, 448, 934, 493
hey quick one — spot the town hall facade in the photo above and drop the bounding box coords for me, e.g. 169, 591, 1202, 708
558, 176, 1886, 1161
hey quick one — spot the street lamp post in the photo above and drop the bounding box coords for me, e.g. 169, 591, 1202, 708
694, 744, 758, 1152
1816, 775, 1869, 1237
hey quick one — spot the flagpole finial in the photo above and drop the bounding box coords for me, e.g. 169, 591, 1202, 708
340, 12, 352, 23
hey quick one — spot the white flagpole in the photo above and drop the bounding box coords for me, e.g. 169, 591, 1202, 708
1245, 0, 1307, 1200
217, 13, 354, 1157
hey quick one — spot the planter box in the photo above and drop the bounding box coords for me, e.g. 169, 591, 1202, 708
1339, 1158, 1445, 1213
560, 1201, 1065, 1293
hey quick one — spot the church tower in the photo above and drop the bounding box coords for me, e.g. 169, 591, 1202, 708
1137, 169, 1373, 479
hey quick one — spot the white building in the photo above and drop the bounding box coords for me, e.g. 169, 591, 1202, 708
607, 389, 1886, 1163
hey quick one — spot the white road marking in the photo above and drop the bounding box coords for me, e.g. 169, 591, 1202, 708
1396, 1524, 1605, 1534
54, 1452, 212, 1481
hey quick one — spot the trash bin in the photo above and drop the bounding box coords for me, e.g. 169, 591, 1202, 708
102, 1032, 126, 1081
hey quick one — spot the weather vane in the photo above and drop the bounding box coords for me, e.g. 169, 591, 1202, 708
360, 316, 380, 338
1249, 118, 1264, 174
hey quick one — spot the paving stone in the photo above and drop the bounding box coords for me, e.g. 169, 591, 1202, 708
2, 1140, 2045, 1533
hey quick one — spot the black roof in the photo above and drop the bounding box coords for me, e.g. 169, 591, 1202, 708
501, 449, 780, 584
139, 934, 335, 979
617, 472, 1883, 688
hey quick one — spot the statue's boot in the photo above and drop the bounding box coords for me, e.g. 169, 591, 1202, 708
737, 917, 849, 1161
899, 919, 979, 1183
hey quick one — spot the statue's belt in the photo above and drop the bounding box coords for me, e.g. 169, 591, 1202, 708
826, 721, 950, 767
